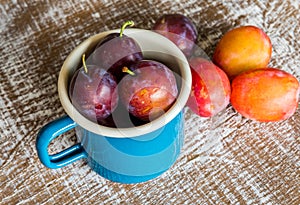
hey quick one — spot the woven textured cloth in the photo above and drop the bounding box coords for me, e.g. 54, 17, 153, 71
1, 0, 299, 204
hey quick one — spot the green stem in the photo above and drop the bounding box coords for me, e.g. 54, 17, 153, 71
122, 67, 135, 76
120, 21, 135, 37
82, 54, 88, 73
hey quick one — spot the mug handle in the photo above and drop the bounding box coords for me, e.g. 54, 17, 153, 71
36, 115, 87, 169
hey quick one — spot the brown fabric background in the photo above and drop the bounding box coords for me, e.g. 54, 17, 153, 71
0, 0, 299, 204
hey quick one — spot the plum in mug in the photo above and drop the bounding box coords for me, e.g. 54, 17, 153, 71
36, 28, 192, 184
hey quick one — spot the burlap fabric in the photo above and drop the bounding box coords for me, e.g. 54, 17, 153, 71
1, 0, 299, 204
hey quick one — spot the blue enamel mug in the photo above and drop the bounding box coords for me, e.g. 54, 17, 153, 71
36, 29, 192, 184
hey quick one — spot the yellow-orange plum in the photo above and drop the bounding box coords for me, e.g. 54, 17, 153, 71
231, 68, 300, 122
213, 25, 272, 79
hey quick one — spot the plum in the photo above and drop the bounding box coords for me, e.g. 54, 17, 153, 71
90, 21, 143, 82
187, 57, 231, 117
152, 14, 198, 57
213, 25, 272, 79
231, 68, 300, 122
119, 60, 178, 121
69, 55, 118, 124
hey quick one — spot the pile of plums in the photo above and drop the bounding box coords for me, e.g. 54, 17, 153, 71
152, 14, 232, 118
69, 21, 178, 127
70, 14, 299, 126
152, 14, 299, 122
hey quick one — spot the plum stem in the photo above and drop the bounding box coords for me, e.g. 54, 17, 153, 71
120, 21, 134, 37
82, 54, 88, 73
122, 67, 135, 76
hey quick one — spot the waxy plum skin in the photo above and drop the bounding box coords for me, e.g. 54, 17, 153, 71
69, 65, 118, 124
89, 33, 143, 82
187, 58, 231, 117
152, 14, 198, 57
119, 60, 178, 121
213, 25, 272, 79
231, 68, 300, 122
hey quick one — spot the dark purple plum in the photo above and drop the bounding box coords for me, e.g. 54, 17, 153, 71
89, 21, 143, 82
119, 60, 178, 121
152, 14, 197, 57
69, 55, 118, 124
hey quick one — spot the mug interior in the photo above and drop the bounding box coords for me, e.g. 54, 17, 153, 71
58, 28, 191, 138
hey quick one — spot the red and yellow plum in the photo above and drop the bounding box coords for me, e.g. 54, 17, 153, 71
187, 57, 231, 117
119, 60, 178, 121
